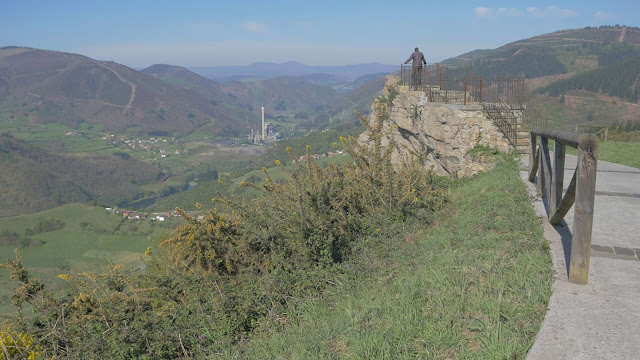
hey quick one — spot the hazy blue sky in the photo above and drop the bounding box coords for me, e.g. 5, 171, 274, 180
2, 0, 638, 68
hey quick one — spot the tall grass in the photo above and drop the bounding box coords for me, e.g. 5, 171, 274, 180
229, 158, 552, 359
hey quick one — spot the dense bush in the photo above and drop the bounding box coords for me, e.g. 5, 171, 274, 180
24, 218, 64, 236
0, 100, 448, 358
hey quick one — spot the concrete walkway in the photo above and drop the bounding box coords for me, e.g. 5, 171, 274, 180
520, 154, 640, 360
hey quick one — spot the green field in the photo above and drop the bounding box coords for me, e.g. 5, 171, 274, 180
0, 203, 182, 314
560, 140, 640, 169
597, 140, 640, 169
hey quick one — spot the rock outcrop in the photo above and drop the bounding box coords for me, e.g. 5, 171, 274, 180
359, 75, 514, 177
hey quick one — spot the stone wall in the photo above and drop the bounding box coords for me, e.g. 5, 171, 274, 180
358, 75, 514, 178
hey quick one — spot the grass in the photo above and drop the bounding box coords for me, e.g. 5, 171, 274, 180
223, 158, 552, 359
596, 141, 640, 169
559, 140, 640, 169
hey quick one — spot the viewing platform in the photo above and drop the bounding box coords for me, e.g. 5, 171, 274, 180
398, 64, 546, 154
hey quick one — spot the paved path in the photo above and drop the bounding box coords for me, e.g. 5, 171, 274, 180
520, 154, 640, 360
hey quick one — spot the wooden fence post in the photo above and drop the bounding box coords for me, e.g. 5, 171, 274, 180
537, 138, 549, 197
529, 133, 537, 181
550, 142, 566, 219
568, 136, 598, 284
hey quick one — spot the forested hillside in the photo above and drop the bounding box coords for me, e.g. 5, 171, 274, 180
0, 133, 165, 216
535, 56, 640, 103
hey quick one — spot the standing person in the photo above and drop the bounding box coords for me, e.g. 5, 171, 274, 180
404, 47, 427, 89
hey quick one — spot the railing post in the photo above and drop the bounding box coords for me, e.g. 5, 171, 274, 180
550, 141, 566, 219
528, 133, 537, 181
537, 137, 548, 197
464, 73, 468, 105
569, 136, 598, 284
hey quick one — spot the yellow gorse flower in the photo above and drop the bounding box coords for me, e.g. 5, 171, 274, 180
0, 327, 41, 360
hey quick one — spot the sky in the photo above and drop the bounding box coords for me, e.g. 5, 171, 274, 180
2, 0, 639, 69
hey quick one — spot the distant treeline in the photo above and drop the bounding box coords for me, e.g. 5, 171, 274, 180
536, 56, 640, 103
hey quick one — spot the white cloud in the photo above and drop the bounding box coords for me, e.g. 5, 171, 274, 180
246, 21, 266, 33
474, 7, 490, 18
527, 6, 577, 18
475, 7, 522, 18
594, 11, 613, 21
497, 8, 522, 17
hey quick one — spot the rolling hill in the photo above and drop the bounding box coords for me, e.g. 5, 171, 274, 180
0, 47, 251, 137
443, 26, 640, 79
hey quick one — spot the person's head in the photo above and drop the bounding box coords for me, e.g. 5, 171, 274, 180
415, 47, 419, 51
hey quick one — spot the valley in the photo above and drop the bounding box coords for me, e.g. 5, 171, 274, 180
1, 24, 640, 357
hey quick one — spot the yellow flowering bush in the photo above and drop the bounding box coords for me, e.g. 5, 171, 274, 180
161, 205, 247, 275
0, 327, 41, 360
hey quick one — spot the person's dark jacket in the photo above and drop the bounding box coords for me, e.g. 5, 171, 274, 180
404, 51, 426, 66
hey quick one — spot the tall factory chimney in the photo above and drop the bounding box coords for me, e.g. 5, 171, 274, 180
261, 106, 265, 141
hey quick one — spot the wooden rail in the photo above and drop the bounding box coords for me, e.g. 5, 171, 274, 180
528, 129, 599, 284
576, 124, 609, 141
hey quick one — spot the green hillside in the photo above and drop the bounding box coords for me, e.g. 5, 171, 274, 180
440, 26, 640, 80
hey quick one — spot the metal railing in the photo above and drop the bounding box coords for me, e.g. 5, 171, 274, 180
400, 64, 484, 105
528, 129, 599, 284
482, 103, 522, 146
400, 64, 549, 148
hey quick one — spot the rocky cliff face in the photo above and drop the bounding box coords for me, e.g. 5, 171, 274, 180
358, 75, 513, 177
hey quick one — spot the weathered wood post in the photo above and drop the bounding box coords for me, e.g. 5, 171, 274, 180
537, 137, 549, 197
550, 142, 566, 219
528, 133, 537, 181
568, 135, 598, 284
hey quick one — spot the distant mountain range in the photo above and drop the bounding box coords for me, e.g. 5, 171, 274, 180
187, 61, 398, 83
